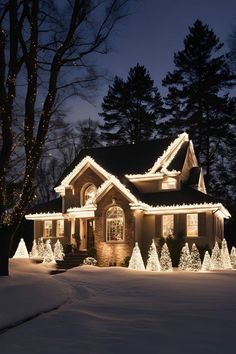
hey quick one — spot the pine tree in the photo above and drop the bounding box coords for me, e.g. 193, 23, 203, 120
160, 243, 173, 272
100, 63, 163, 145
221, 239, 232, 269
230, 246, 236, 269
53, 240, 65, 261
37, 238, 45, 259
30, 240, 39, 259
178, 243, 192, 271
13, 238, 29, 259
211, 242, 223, 270
190, 243, 201, 271
128, 242, 145, 270
161, 20, 236, 189
201, 251, 211, 271
43, 240, 56, 264
146, 240, 161, 271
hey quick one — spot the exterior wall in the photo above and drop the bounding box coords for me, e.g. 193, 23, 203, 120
94, 186, 134, 266
34, 219, 70, 246
141, 211, 216, 260
141, 215, 156, 263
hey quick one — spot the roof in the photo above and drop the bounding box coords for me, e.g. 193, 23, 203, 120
168, 141, 189, 171
187, 167, 201, 186
30, 198, 62, 214
56, 138, 173, 186
141, 188, 221, 207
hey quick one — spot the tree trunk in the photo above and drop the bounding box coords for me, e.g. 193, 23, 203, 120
0, 225, 12, 276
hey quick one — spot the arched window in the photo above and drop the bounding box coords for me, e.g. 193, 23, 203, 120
84, 184, 97, 205
106, 206, 124, 242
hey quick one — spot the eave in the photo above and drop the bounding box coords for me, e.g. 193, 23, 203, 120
25, 212, 63, 220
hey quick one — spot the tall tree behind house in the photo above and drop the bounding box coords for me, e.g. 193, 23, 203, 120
99, 63, 164, 145
0, 0, 130, 276
160, 20, 236, 189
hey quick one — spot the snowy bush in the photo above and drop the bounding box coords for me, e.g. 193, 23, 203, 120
83, 257, 97, 266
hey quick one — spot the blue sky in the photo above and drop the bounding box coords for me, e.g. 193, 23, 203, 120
66, 0, 236, 122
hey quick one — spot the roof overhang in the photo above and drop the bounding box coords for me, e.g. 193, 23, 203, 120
25, 212, 64, 220
67, 205, 96, 218
130, 202, 231, 219
54, 156, 111, 196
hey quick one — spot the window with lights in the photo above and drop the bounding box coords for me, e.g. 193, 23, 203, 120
56, 219, 64, 237
187, 214, 198, 237
44, 220, 53, 238
106, 206, 124, 242
162, 215, 174, 238
84, 184, 97, 205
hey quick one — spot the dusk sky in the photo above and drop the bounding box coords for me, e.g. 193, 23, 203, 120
66, 0, 236, 122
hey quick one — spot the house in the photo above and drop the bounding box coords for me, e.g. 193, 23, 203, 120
25, 133, 230, 266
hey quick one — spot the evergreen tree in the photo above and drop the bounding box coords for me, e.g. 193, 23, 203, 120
201, 251, 211, 271
100, 63, 163, 145
190, 243, 201, 271
211, 242, 223, 270
178, 243, 192, 271
161, 20, 236, 189
230, 247, 236, 269
128, 242, 145, 270
43, 240, 56, 264
37, 238, 45, 259
53, 240, 65, 261
221, 238, 232, 269
13, 238, 29, 259
160, 243, 173, 272
146, 240, 161, 271
30, 240, 39, 259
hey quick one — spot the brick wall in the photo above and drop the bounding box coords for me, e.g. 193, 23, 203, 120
94, 186, 134, 266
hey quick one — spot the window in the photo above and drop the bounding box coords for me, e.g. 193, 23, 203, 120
44, 220, 52, 238
56, 220, 64, 237
187, 214, 198, 237
162, 215, 174, 238
162, 177, 177, 190
84, 184, 97, 205
106, 206, 124, 242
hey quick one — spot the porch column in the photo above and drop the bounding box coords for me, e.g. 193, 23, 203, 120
80, 219, 87, 250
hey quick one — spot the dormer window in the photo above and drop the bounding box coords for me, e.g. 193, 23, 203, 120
84, 184, 97, 205
162, 177, 177, 190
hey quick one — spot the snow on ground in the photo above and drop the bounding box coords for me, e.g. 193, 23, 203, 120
0, 259, 68, 331
1, 264, 236, 354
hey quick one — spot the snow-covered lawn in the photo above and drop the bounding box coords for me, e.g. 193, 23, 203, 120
1, 262, 236, 354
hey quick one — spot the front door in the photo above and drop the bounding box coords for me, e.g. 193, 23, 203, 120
87, 220, 95, 250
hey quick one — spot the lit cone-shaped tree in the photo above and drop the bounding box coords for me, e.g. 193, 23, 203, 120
146, 240, 161, 272
230, 247, 236, 269
128, 242, 145, 270
221, 239, 232, 269
201, 251, 212, 271
160, 243, 173, 272
53, 240, 65, 261
190, 243, 201, 272
211, 242, 223, 270
43, 240, 56, 264
13, 238, 29, 258
178, 243, 192, 271
37, 238, 45, 259
29, 240, 39, 259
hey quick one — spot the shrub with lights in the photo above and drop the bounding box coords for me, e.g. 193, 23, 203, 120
83, 257, 97, 266
160, 243, 173, 272
13, 238, 29, 259
128, 242, 145, 270
146, 239, 161, 272
201, 251, 211, 271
